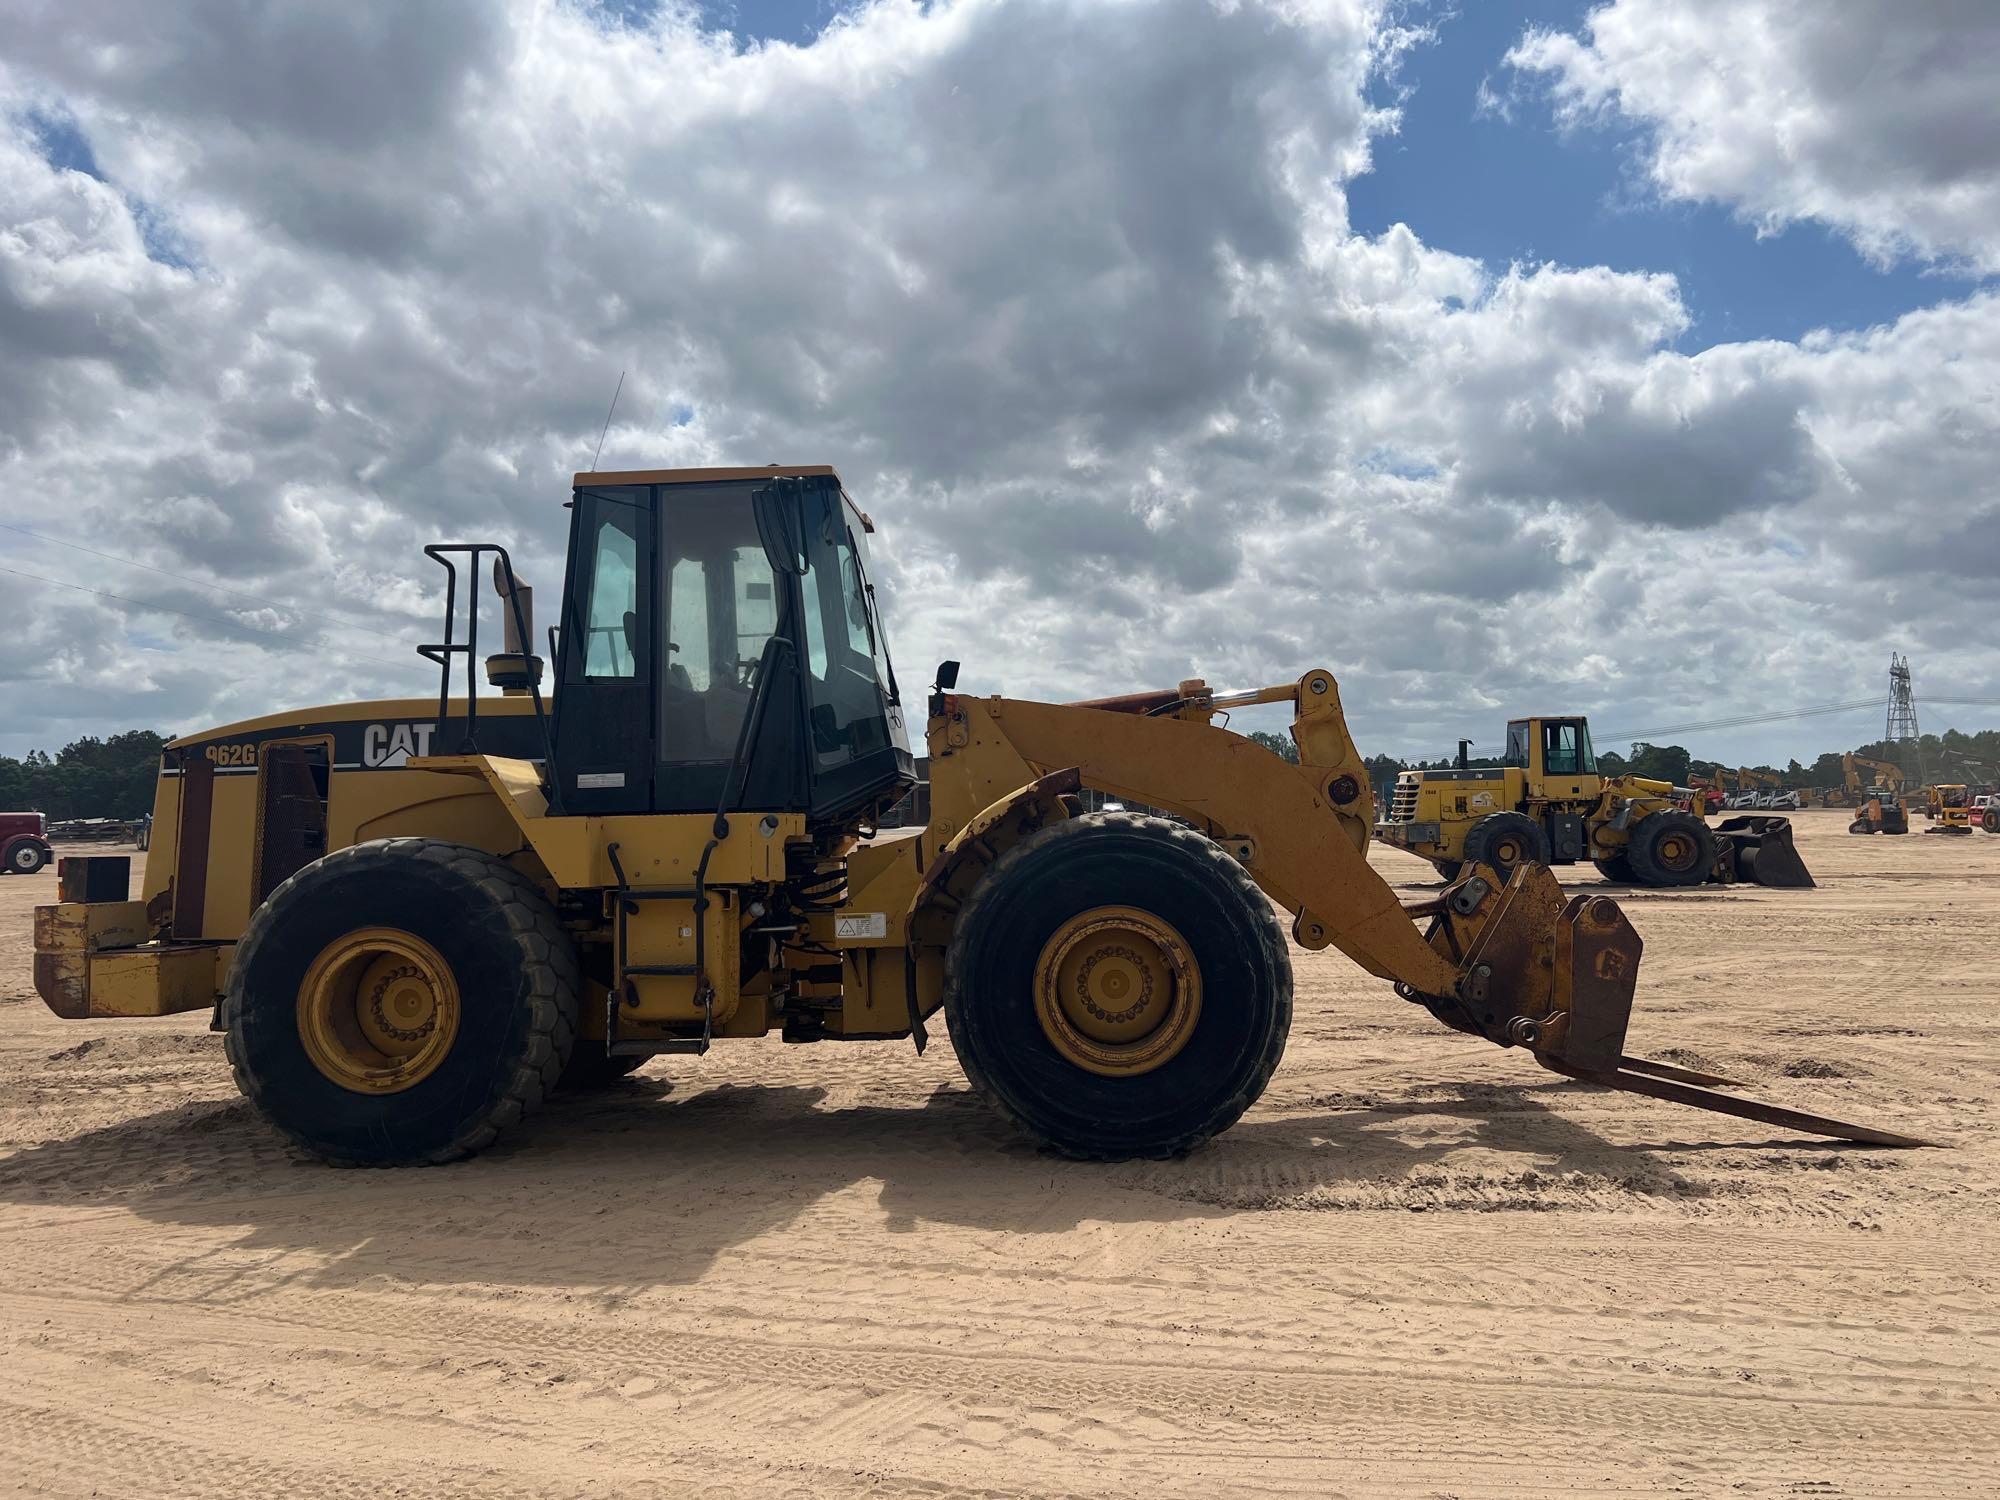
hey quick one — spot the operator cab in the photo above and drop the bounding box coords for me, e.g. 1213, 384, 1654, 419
551, 466, 914, 823
1503, 717, 1597, 781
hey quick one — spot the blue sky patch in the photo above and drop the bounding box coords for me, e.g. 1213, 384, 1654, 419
21, 105, 198, 271
1348, 2, 1992, 348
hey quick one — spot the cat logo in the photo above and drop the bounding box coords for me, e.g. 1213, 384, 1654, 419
362, 722, 436, 768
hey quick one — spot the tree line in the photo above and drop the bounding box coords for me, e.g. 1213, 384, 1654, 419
0, 731, 170, 821
1244, 727, 2000, 797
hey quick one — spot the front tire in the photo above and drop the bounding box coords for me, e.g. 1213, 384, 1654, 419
1592, 848, 1634, 883
944, 813, 1291, 1160
1461, 811, 1549, 879
6, 840, 48, 875
1626, 810, 1715, 886
224, 838, 578, 1165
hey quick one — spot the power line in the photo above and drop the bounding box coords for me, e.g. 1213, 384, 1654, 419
1602, 692, 2000, 745
1601, 697, 1882, 742
0, 564, 419, 674
0, 520, 416, 646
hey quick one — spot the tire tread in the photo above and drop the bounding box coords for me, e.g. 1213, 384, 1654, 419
943, 812, 1291, 1161
222, 837, 577, 1166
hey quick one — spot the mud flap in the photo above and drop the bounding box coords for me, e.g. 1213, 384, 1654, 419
1709, 815, 1815, 888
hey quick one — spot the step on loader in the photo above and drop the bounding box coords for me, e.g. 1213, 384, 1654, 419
31, 466, 1919, 1164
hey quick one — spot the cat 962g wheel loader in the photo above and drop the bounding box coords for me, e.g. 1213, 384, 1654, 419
31, 466, 1918, 1163
1375, 717, 1814, 891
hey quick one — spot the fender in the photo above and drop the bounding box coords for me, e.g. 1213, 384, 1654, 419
905, 766, 1081, 953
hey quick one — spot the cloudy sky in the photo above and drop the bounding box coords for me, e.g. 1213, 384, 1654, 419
2, 0, 1996, 768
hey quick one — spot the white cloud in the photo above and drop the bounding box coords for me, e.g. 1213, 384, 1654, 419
1506, 0, 2000, 271
0, 0, 1995, 774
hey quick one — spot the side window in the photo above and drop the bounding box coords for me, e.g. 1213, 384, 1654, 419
732, 546, 779, 682
1544, 722, 1580, 776
658, 495, 783, 764
583, 508, 639, 678
799, 561, 830, 678
799, 506, 889, 768
667, 557, 710, 691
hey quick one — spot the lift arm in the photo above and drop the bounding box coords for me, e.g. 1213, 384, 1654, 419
924, 671, 1927, 1148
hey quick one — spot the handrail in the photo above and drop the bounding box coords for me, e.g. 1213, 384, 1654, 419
416, 542, 563, 814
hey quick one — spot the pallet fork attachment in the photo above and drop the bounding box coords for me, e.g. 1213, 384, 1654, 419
1406, 863, 1931, 1148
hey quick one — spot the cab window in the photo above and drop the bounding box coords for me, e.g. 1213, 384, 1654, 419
659, 497, 781, 763
581, 505, 640, 678
1504, 721, 1530, 769
1542, 720, 1595, 776
799, 496, 893, 770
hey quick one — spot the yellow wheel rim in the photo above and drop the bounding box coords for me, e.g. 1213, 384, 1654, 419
1656, 830, 1699, 871
296, 927, 460, 1094
1033, 906, 1202, 1078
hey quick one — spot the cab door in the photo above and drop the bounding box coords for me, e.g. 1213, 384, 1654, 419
1534, 719, 1596, 798
551, 487, 654, 814
652, 483, 806, 814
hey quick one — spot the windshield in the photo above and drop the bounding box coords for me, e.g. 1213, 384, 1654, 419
1504, 721, 1529, 769
797, 492, 908, 770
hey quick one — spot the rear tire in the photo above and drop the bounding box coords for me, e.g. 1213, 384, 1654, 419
224, 838, 578, 1165
944, 813, 1291, 1160
1625, 811, 1715, 887
1461, 812, 1549, 878
1984, 808, 2000, 834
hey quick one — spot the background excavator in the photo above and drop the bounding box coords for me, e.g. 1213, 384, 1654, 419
1846, 755, 1911, 834
29, 466, 1908, 1165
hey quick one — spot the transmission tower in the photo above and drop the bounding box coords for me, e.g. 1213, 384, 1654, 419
1885, 652, 1924, 784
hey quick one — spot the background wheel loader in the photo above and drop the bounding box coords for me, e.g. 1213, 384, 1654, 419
30, 465, 1909, 1165
1374, 718, 1813, 890
1921, 783, 1973, 835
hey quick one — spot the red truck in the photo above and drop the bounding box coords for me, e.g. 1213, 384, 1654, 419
1, 812, 53, 875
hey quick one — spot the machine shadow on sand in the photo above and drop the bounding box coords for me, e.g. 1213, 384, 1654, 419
0, 1072, 1737, 1298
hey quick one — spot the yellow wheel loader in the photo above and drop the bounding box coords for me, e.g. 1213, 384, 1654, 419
1922, 783, 1973, 836
1374, 719, 1813, 890
31, 466, 1908, 1164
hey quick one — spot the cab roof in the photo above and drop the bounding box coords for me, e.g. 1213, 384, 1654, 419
573, 464, 841, 488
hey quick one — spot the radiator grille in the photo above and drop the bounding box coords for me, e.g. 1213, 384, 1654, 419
1389, 777, 1420, 822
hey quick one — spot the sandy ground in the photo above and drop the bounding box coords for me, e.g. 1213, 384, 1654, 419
0, 812, 1995, 1498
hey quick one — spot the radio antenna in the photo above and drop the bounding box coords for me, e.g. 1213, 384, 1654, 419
590, 369, 626, 471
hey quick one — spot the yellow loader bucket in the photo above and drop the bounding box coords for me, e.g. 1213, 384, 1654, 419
1710, 815, 1815, 888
